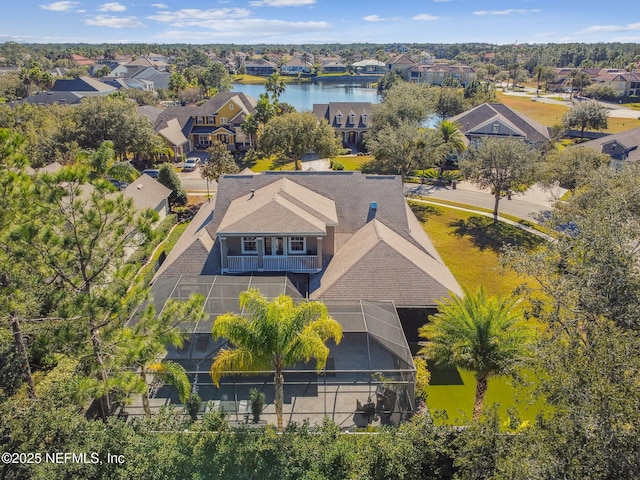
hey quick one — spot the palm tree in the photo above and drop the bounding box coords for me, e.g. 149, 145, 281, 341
115, 295, 206, 416
240, 113, 259, 147
210, 288, 343, 432
435, 120, 467, 174
418, 287, 534, 421
265, 72, 286, 102
169, 72, 188, 100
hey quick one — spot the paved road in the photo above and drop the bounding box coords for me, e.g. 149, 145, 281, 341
404, 183, 554, 222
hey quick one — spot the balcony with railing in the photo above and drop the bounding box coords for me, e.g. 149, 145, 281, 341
226, 255, 318, 273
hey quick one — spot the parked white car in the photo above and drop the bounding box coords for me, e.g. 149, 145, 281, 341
183, 157, 200, 171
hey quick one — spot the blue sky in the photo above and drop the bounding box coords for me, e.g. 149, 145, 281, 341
1, 0, 639, 45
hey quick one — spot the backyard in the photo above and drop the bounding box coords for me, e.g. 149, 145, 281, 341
409, 201, 548, 425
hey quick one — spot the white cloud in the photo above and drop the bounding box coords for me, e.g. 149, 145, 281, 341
159, 18, 330, 41
363, 14, 400, 22
151, 3, 168, 7
473, 9, 540, 16
39, 1, 79, 11
147, 8, 251, 24
84, 15, 146, 28
578, 22, 640, 34
412, 14, 441, 21
99, 3, 127, 12
250, 0, 315, 6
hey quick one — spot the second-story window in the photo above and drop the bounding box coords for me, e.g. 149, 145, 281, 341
220, 117, 228, 125
288, 236, 305, 254
241, 236, 257, 254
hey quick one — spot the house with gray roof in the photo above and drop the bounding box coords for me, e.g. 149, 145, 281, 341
143, 171, 462, 427
154, 91, 257, 155
50, 76, 117, 97
313, 102, 373, 151
449, 102, 551, 147
573, 126, 640, 168
121, 173, 172, 221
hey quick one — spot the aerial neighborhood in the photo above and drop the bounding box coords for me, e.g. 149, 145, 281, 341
1, 38, 640, 478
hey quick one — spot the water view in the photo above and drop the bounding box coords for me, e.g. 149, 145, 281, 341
231, 80, 380, 112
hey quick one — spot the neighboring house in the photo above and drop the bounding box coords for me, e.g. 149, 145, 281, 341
50, 76, 117, 97
70, 54, 95, 67
128, 67, 171, 91
154, 91, 257, 154
386, 54, 416, 80
281, 57, 313, 75
449, 102, 551, 147
90, 61, 129, 78
352, 59, 386, 74
312, 102, 373, 150
574, 126, 640, 168
244, 58, 277, 76
126, 56, 170, 72
121, 173, 172, 221
551, 68, 640, 97
409, 64, 477, 86
322, 61, 347, 73
15, 91, 82, 106
103, 77, 156, 93
137, 105, 164, 124
143, 172, 461, 425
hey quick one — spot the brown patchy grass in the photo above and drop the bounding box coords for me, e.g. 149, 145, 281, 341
496, 92, 640, 134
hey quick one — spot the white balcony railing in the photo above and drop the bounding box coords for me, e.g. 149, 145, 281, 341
226, 255, 317, 273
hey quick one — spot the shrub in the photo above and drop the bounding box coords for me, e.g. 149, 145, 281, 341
186, 393, 202, 421
249, 388, 265, 423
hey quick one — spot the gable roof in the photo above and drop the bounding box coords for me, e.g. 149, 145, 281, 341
122, 174, 172, 211
449, 103, 550, 144
157, 118, 190, 147
217, 177, 338, 235
50, 76, 116, 94
154, 171, 461, 307
312, 102, 373, 129
310, 219, 462, 305
15, 91, 82, 105
575, 126, 640, 162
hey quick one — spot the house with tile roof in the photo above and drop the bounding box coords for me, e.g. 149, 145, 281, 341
153, 91, 257, 155
313, 102, 373, 151
449, 102, 551, 147
353, 59, 386, 74
142, 171, 461, 426
244, 58, 277, 76
386, 54, 417, 80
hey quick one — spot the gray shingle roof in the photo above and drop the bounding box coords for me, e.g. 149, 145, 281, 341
449, 103, 551, 144
575, 126, 640, 163
122, 174, 171, 211
155, 171, 461, 307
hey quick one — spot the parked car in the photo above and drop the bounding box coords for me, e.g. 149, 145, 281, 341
183, 157, 200, 171
142, 169, 160, 178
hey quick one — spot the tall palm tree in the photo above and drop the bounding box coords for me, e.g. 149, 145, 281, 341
169, 72, 188, 100
240, 113, 259, 147
435, 120, 467, 174
210, 288, 343, 432
418, 287, 534, 421
265, 72, 286, 102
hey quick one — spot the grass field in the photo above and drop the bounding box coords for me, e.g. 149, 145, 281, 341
409, 201, 548, 424
497, 91, 640, 134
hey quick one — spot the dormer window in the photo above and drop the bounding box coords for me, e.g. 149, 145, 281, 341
362, 113, 368, 126
348, 113, 355, 124
336, 113, 342, 125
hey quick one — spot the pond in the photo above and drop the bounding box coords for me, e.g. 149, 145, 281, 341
231, 79, 380, 112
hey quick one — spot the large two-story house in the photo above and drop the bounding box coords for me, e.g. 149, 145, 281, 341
312, 102, 373, 151
141, 171, 462, 427
154, 92, 256, 155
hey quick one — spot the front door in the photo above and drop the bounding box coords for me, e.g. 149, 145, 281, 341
265, 237, 285, 256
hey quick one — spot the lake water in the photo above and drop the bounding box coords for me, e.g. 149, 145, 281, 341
231, 80, 380, 112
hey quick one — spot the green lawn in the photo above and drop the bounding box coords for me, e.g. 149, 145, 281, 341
410, 202, 548, 425
330, 154, 371, 170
